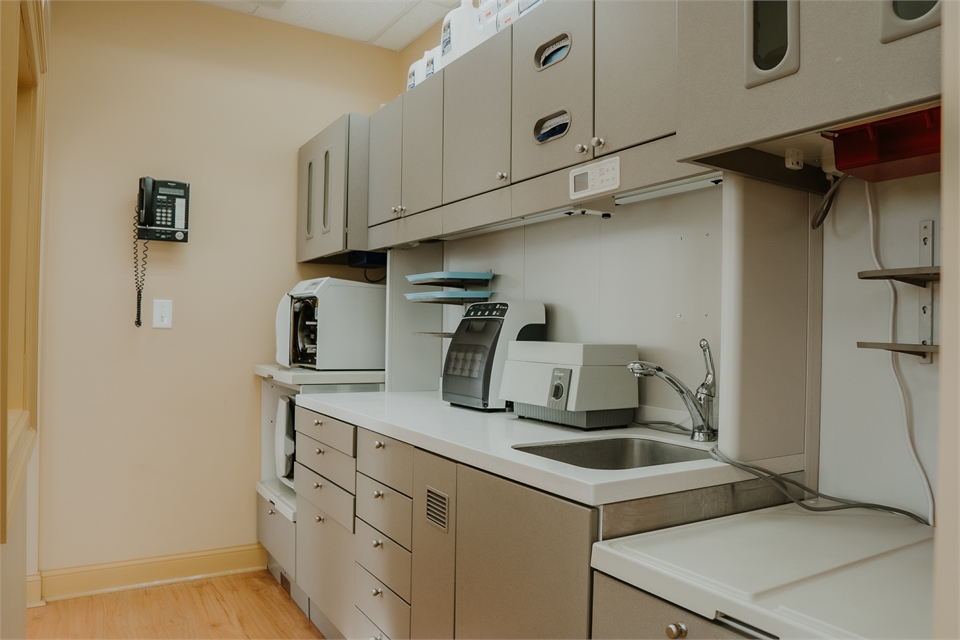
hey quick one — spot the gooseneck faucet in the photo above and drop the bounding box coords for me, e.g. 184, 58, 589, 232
627, 339, 717, 442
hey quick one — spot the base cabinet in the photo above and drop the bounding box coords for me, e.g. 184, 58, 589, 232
297, 501, 356, 638
454, 465, 598, 639
256, 494, 296, 581
592, 572, 750, 640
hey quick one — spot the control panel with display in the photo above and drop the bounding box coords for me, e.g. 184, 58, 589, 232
137, 177, 190, 242
569, 156, 620, 200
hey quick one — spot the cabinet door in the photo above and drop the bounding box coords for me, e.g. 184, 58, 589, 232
256, 494, 295, 581
594, 0, 677, 156
511, 0, 594, 182
401, 71, 444, 217
298, 500, 356, 638
454, 465, 598, 639
592, 572, 749, 639
443, 29, 512, 204
369, 96, 403, 227
297, 114, 348, 261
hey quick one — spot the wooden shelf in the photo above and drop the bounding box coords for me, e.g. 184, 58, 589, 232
857, 266, 940, 287
857, 342, 939, 357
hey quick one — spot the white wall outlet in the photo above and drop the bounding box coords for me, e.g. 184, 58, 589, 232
153, 300, 173, 329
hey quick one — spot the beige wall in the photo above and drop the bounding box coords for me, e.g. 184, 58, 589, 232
39, 1, 397, 572
398, 19, 443, 94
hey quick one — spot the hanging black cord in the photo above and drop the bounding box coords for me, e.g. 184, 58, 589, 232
134, 209, 149, 327
363, 267, 386, 284
811, 174, 849, 230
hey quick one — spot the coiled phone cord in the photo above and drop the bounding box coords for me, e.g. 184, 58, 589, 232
133, 209, 149, 327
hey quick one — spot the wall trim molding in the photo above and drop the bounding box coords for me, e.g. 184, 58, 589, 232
40, 543, 266, 602
26, 573, 43, 608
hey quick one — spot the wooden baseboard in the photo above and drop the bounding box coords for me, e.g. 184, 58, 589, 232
40, 543, 266, 602
26, 573, 44, 607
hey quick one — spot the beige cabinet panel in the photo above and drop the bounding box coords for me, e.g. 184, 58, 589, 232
454, 464, 598, 639
356, 473, 413, 550
356, 563, 412, 640
676, 0, 941, 161
294, 406, 357, 457
366, 208, 443, 251
592, 572, 749, 639
511, 0, 595, 182
297, 500, 356, 638
401, 71, 444, 216
594, 0, 677, 155
256, 494, 295, 581
357, 428, 414, 497
296, 431, 356, 493
369, 96, 403, 227
354, 606, 392, 640
295, 462, 356, 531
355, 517, 412, 603
442, 29, 513, 203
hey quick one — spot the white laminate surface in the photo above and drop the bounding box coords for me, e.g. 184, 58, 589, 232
295, 391, 803, 506
591, 501, 934, 639
254, 364, 385, 386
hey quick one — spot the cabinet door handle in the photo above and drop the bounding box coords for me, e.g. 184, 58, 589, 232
398, 205, 407, 215
313, 419, 323, 427
315, 447, 324, 455
371, 636, 383, 640
665, 622, 687, 639
374, 440, 385, 449
371, 588, 383, 597
373, 539, 383, 548
391, 206, 398, 214
267, 509, 276, 516
373, 490, 384, 499
496, 171, 508, 181
575, 143, 589, 154
315, 515, 325, 523
590, 137, 605, 149
313, 482, 322, 490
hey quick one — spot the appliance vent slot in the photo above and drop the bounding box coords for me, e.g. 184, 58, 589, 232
425, 486, 448, 530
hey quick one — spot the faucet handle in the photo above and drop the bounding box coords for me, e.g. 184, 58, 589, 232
698, 339, 715, 397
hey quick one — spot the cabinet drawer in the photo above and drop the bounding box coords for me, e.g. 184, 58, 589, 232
592, 572, 749, 639
357, 428, 414, 496
355, 517, 412, 603
355, 564, 411, 640
295, 462, 355, 532
295, 406, 356, 457
296, 431, 357, 493
355, 606, 391, 640
256, 494, 295, 581
356, 473, 412, 550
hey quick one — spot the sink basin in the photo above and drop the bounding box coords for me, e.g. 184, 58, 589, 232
513, 437, 711, 470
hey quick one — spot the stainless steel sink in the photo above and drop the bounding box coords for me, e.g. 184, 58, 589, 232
513, 437, 711, 470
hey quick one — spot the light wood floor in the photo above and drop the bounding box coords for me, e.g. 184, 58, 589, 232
27, 571, 324, 639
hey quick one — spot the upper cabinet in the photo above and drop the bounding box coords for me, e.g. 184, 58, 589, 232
594, 0, 678, 156
296, 113, 369, 262
676, 0, 942, 162
511, 0, 595, 182
443, 29, 513, 204
369, 72, 445, 229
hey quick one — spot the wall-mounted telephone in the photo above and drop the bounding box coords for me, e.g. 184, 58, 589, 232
134, 176, 190, 327
137, 177, 190, 242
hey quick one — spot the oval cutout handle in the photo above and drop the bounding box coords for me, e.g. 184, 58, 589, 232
535, 33, 571, 70
534, 110, 571, 145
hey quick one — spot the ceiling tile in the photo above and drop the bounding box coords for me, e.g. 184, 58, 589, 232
371, 0, 448, 51
253, 0, 418, 43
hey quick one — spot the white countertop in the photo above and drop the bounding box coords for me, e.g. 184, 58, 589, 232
295, 391, 802, 506
254, 364, 385, 386
591, 501, 934, 638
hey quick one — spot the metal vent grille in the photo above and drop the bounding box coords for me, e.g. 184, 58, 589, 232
425, 486, 448, 530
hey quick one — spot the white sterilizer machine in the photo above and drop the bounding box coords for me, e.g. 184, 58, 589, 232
276, 277, 386, 370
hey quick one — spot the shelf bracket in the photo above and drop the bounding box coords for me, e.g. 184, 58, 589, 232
919, 220, 934, 364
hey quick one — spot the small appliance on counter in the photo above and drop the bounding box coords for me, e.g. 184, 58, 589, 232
442, 301, 546, 410
275, 277, 386, 370
499, 342, 639, 429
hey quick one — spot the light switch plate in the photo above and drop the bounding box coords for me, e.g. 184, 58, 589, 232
153, 300, 173, 329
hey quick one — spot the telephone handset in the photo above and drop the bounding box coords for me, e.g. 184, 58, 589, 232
137, 177, 190, 242
134, 177, 190, 327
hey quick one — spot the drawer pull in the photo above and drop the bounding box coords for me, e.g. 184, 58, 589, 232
665, 622, 687, 639
267, 509, 276, 516
373, 539, 384, 548
313, 419, 323, 426
370, 636, 383, 640
313, 482, 322, 490
371, 588, 383, 597
374, 440, 385, 449
315, 447, 324, 455
315, 515, 325, 523
373, 490, 384, 499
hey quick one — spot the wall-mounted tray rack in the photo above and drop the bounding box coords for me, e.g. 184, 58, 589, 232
406, 271, 495, 287
856, 342, 939, 357
857, 266, 940, 288
404, 291, 493, 305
